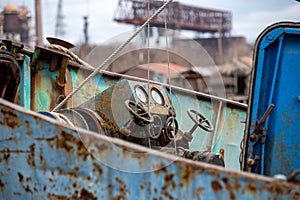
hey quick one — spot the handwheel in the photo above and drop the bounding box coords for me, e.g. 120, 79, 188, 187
165, 116, 179, 140
187, 109, 214, 132
149, 115, 163, 139
125, 100, 154, 125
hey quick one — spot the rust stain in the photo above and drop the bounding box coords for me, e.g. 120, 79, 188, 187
55, 131, 90, 161
0, 179, 4, 189
92, 162, 103, 177
47, 193, 68, 200
293, 192, 300, 200
74, 166, 79, 172
95, 110, 118, 134
24, 185, 33, 194
55, 167, 79, 179
196, 187, 204, 200
114, 177, 129, 200
246, 182, 257, 194
180, 163, 194, 186
161, 173, 176, 199
233, 179, 241, 191
140, 184, 144, 190
26, 131, 32, 136
39, 146, 44, 163
211, 180, 222, 192
25, 121, 32, 136
79, 188, 97, 200
56, 131, 74, 152
267, 184, 284, 196
1, 108, 19, 128
27, 144, 35, 167
222, 177, 236, 200
3, 147, 10, 164
26, 177, 32, 182
17, 172, 24, 183
108, 184, 114, 197
154, 165, 167, 175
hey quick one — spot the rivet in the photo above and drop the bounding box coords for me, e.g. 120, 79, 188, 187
266, 35, 274, 41
247, 158, 255, 166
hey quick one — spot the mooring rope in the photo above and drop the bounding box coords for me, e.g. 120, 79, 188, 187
51, 0, 174, 112
48, 44, 93, 68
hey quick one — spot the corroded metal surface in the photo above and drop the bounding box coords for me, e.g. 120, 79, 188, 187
0, 50, 20, 102
0, 99, 299, 199
24, 44, 247, 171
244, 22, 300, 177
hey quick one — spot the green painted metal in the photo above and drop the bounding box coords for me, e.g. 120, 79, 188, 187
18, 55, 31, 110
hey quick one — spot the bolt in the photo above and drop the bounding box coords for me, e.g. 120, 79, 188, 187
247, 158, 255, 166
266, 35, 274, 41
219, 148, 225, 160
249, 134, 256, 142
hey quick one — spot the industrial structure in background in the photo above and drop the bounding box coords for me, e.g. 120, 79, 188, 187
55, 0, 65, 38
0, 0, 43, 47
0, 0, 252, 102
114, 0, 232, 34
113, 0, 252, 102
0, 5, 33, 47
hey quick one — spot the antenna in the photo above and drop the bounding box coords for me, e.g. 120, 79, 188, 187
55, 0, 65, 37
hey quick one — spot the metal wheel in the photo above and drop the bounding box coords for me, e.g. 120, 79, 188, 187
187, 109, 214, 132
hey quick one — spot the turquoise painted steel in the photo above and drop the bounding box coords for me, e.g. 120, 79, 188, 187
0, 99, 299, 199
22, 44, 247, 170
168, 90, 246, 171
18, 55, 31, 110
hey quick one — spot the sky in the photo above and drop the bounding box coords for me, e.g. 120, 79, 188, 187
1, 0, 300, 45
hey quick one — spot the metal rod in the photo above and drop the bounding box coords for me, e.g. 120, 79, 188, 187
35, 0, 43, 46
188, 124, 198, 135
211, 101, 223, 152
254, 104, 275, 133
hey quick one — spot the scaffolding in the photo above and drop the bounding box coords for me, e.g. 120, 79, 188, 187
114, 0, 232, 34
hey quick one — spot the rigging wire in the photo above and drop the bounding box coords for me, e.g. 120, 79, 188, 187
51, 0, 174, 112
163, 0, 176, 154
147, 0, 151, 149
164, 1, 171, 105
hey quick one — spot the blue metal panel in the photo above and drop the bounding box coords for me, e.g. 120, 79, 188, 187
0, 99, 299, 199
245, 22, 300, 177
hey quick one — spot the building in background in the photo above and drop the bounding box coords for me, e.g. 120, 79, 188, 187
0, 4, 34, 48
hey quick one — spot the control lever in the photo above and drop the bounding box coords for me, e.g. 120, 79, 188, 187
254, 104, 275, 133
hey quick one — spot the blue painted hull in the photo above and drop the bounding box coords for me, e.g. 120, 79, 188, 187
0, 99, 299, 199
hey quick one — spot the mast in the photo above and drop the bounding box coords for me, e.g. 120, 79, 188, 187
83, 16, 89, 45
35, 0, 43, 45
55, 0, 65, 38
